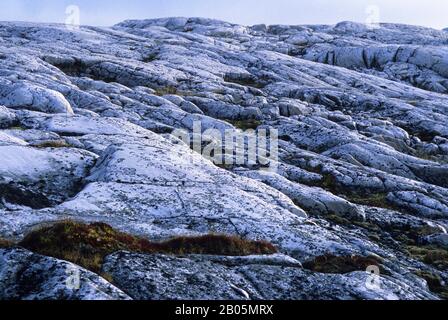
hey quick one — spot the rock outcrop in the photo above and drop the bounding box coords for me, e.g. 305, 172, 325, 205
0, 248, 130, 300
0, 18, 447, 300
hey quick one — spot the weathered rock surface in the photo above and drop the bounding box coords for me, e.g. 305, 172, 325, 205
102, 251, 437, 300
0, 248, 130, 300
0, 18, 448, 300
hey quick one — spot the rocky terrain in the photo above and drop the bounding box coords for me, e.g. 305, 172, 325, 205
0, 18, 447, 300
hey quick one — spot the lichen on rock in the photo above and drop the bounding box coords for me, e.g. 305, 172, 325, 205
0, 18, 448, 300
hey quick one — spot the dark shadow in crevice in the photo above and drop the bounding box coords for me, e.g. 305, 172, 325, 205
0, 184, 52, 209
42, 56, 118, 83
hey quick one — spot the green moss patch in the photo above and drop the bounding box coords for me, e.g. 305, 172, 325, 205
319, 173, 338, 193
312, 172, 397, 211
415, 271, 448, 300
325, 214, 352, 226
228, 119, 261, 130
223, 74, 266, 89
302, 254, 383, 274
7, 126, 26, 131
32, 140, 70, 149
391, 225, 442, 245
406, 245, 448, 270
325, 213, 443, 251
346, 193, 395, 210
153, 85, 179, 96
19, 220, 277, 273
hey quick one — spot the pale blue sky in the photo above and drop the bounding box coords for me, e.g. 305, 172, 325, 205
0, 0, 446, 29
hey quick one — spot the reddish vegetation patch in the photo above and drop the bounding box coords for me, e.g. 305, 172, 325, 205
0, 238, 14, 249
159, 234, 276, 256
19, 220, 277, 272
302, 254, 383, 274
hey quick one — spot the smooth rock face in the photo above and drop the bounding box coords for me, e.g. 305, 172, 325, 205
0, 81, 74, 115
0, 18, 448, 300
